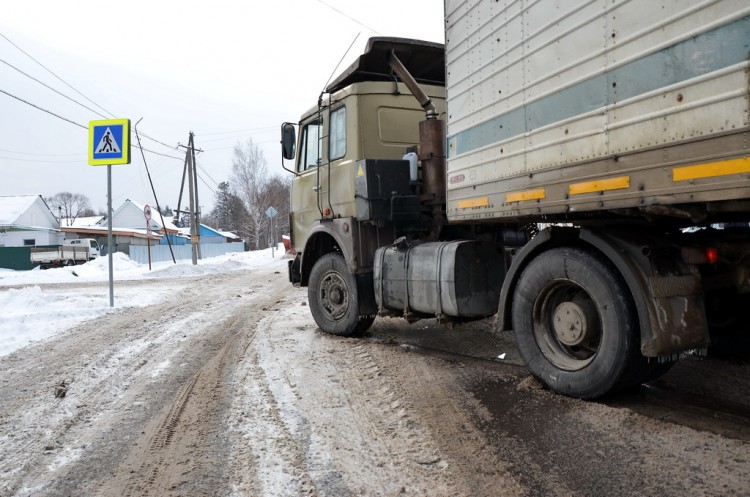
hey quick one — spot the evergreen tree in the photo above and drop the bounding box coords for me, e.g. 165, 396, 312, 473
209, 182, 248, 235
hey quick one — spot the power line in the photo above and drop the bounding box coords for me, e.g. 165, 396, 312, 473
133, 127, 180, 151
0, 30, 116, 118
1, 31, 180, 155
194, 160, 220, 188
196, 172, 217, 196
0, 87, 183, 162
315, 0, 381, 35
139, 147, 183, 161
0, 88, 87, 129
0, 57, 109, 119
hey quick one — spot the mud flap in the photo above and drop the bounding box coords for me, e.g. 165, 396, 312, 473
356, 272, 378, 316
643, 275, 710, 356
289, 255, 301, 285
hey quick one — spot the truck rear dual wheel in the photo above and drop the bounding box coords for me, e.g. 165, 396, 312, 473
308, 253, 374, 337
512, 247, 654, 399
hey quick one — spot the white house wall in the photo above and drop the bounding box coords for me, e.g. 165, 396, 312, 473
1, 230, 63, 247
14, 198, 59, 230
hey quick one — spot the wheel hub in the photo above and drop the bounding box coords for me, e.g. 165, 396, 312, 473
320, 273, 348, 320
329, 288, 343, 305
553, 301, 594, 346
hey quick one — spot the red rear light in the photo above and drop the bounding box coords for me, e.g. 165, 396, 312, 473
706, 247, 719, 264
681, 247, 720, 264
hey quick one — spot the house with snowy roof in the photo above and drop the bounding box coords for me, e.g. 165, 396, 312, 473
61, 215, 105, 228
0, 195, 62, 248
60, 199, 170, 254
177, 224, 241, 245
111, 199, 184, 246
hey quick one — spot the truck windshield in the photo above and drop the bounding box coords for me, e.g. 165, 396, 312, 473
298, 119, 321, 171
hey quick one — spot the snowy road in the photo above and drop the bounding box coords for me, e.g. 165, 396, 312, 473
1, 253, 749, 496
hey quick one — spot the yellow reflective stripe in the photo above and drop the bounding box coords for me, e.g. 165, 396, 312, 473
569, 176, 630, 195
456, 196, 490, 209
673, 157, 750, 181
505, 189, 546, 203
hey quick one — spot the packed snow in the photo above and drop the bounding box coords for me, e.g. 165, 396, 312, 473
0, 247, 287, 358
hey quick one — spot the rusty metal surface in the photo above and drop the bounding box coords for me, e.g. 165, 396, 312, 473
420, 119, 447, 205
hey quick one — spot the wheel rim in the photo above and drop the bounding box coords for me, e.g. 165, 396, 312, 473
318, 269, 350, 321
532, 279, 602, 371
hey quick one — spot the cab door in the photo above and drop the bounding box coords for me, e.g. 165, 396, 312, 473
290, 116, 325, 251
290, 103, 355, 252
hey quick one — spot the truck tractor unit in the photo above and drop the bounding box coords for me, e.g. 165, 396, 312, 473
282, 0, 750, 398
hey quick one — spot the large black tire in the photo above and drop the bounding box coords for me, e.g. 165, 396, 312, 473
511, 247, 647, 399
308, 253, 374, 336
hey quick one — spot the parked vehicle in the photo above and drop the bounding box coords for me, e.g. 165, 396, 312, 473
31, 238, 100, 268
282, 1, 750, 398
64, 238, 100, 258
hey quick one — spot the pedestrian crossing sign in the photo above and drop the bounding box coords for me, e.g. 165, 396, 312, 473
89, 119, 131, 165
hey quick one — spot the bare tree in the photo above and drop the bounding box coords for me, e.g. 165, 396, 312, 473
230, 138, 270, 249
263, 175, 291, 242
45, 192, 92, 226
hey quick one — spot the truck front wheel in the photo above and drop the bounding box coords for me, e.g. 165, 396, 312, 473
308, 252, 372, 336
512, 247, 643, 399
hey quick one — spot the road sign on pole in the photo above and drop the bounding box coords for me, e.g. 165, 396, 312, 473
88, 119, 131, 166
266, 207, 278, 258
144, 205, 153, 270
88, 118, 131, 307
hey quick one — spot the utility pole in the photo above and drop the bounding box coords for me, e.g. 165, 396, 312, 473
180, 132, 203, 264
175, 154, 188, 226
190, 133, 202, 260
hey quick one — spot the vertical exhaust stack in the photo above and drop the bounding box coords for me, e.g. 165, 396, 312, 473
387, 51, 446, 240
420, 119, 446, 241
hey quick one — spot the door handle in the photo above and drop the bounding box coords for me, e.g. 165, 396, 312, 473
312, 185, 321, 192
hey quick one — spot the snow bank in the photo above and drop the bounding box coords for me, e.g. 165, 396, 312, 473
0, 247, 287, 358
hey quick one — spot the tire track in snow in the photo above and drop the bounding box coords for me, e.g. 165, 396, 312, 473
103, 298, 285, 497
227, 307, 319, 496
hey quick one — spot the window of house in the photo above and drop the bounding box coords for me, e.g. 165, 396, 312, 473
297, 119, 322, 172
329, 106, 346, 161
23, 239, 35, 246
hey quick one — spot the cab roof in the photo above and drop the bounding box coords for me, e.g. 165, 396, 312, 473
326, 37, 445, 93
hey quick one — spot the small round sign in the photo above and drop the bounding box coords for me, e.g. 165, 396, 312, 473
144, 205, 152, 221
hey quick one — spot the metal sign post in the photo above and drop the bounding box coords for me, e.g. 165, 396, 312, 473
144, 205, 152, 271
266, 206, 278, 258
89, 119, 131, 308
107, 166, 114, 307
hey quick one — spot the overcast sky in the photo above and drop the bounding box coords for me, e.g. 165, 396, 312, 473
0, 1, 444, 215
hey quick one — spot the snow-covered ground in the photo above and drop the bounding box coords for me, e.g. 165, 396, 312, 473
0, 247, 286, 358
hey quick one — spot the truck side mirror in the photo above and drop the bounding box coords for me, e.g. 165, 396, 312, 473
281, 123, 296, 160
